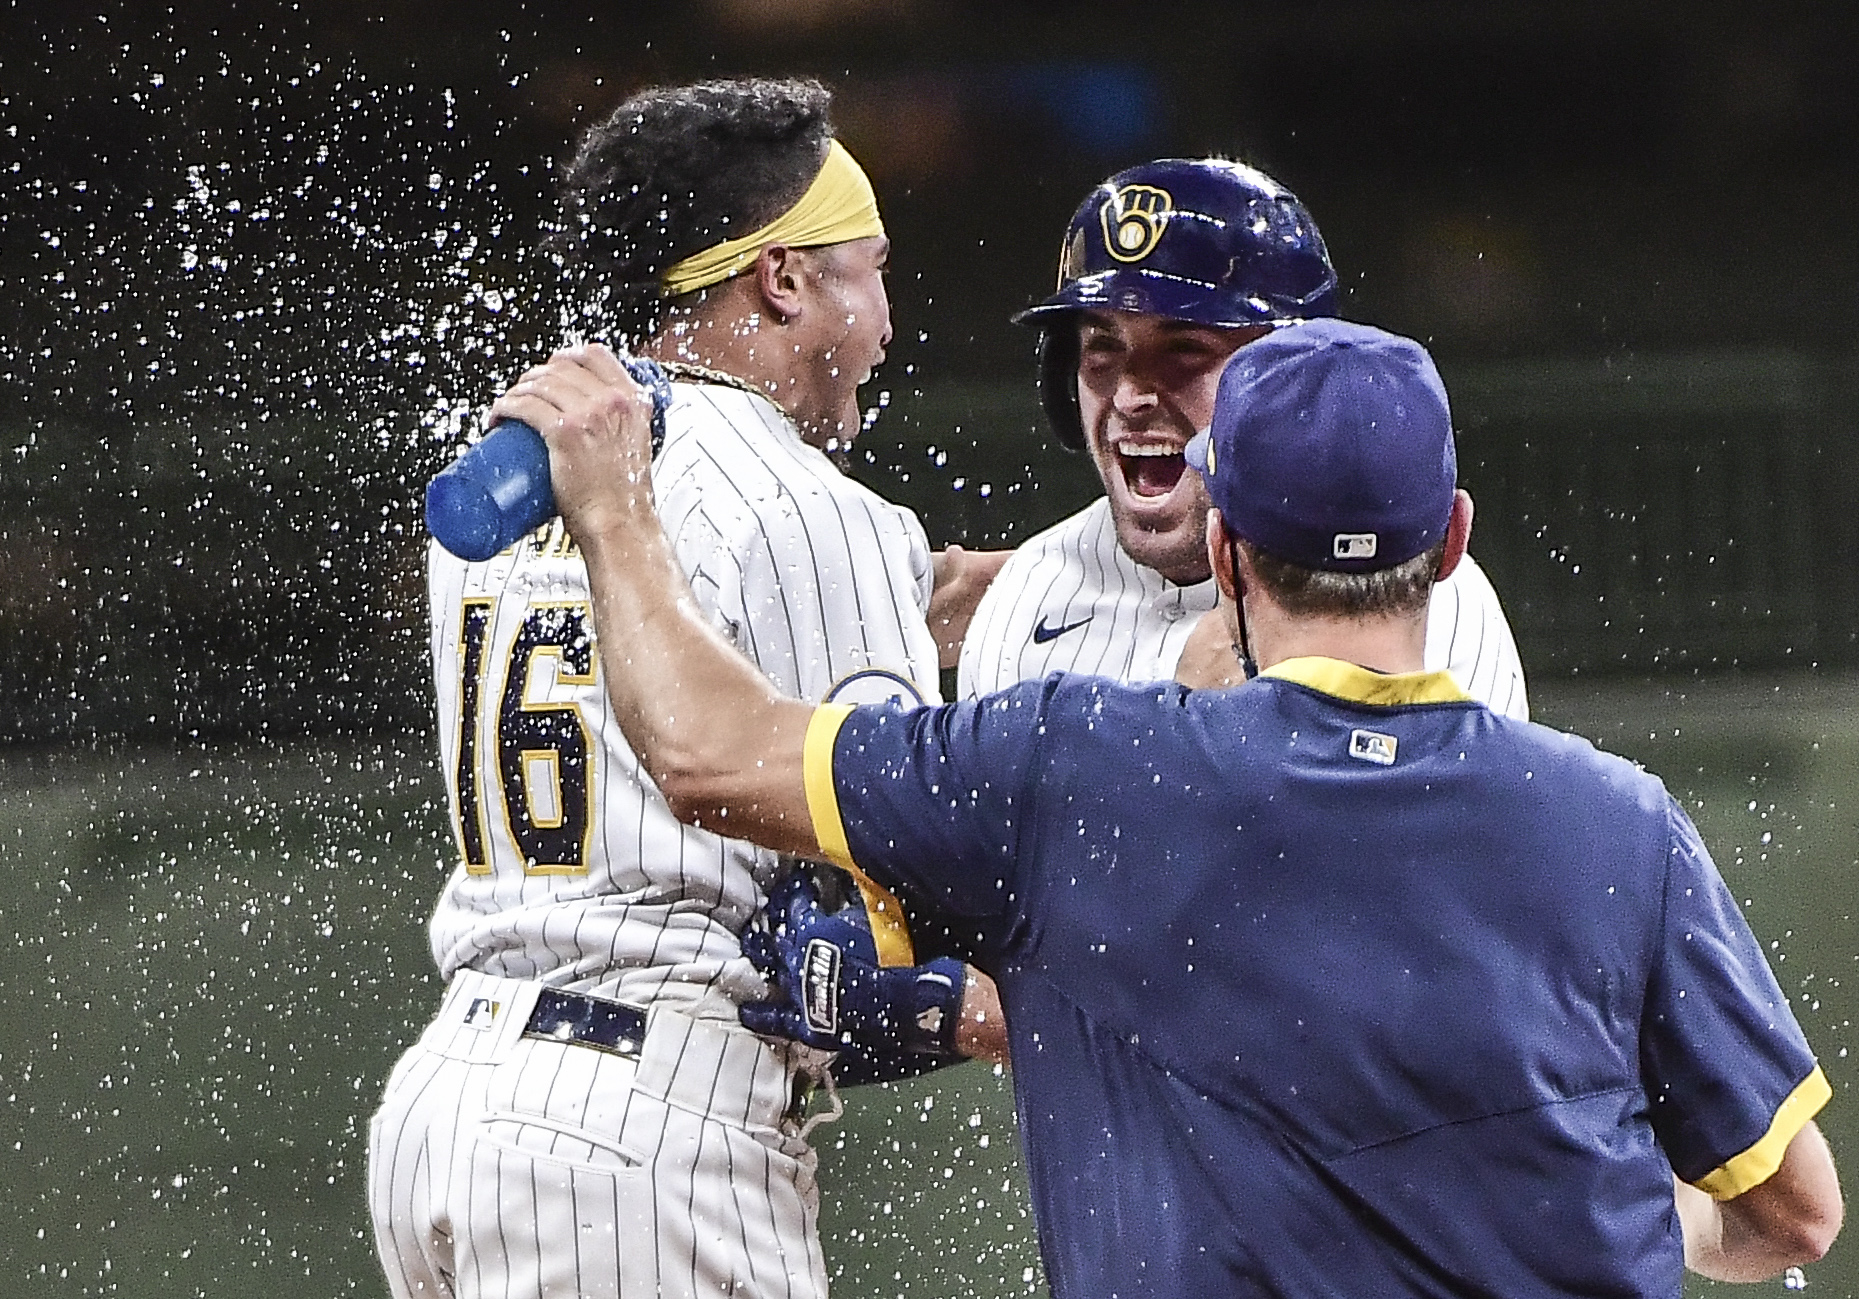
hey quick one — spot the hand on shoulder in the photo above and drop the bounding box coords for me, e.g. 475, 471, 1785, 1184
491, 344, 658, 549
929, 544, 1015, 668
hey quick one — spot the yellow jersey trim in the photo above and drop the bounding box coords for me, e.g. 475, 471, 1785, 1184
801, 703, 916, 967
660, 141, 885, 297
1694, 1066, 1832, 1201
1260, 656, 1472, 707
804, 705, 857, 869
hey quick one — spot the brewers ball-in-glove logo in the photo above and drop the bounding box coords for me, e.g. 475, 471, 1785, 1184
1100, 183, 1173, 263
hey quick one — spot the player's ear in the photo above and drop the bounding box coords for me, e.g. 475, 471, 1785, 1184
753, 244, 807, 325
1207, 508, 1240, 600
1435, 489, 1473, 582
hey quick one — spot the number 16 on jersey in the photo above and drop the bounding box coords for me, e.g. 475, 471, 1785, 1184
452, 598, 597, 876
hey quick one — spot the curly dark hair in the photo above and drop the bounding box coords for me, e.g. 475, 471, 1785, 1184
549, 77, 835, 345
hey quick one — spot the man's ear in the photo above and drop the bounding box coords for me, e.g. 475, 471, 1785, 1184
751, 243, 808, 324
1435, 489, 1474, 581
1206, 508, 1241, 601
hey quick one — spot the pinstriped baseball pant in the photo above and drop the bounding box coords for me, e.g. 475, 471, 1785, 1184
367, 971, 829, 1299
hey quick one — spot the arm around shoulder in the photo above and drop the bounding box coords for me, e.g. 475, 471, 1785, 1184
929, 545, 1014, 670
497, 344, 823, 860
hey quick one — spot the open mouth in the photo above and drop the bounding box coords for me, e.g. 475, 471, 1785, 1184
1116, 442, 1188, 499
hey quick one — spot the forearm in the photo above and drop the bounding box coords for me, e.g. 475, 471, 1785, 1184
929, 545, 1013, 669
1675, 1178, 1739, 1278
1678, 1123, 1842, 1281
575, 515, 819, 857
1679, 1182, 1807, 1283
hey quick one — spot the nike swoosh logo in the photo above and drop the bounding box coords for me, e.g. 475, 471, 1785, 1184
1032, 614, 1093, 644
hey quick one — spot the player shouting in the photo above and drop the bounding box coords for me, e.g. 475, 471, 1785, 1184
960, 157, 1528, 711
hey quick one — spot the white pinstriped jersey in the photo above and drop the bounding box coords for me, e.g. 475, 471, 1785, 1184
424, 379, 943, 1013
958, 496, 1529, 718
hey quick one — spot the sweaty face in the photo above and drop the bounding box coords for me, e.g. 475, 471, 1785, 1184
788, 235, 892, 450
1075, 311, 1268, 583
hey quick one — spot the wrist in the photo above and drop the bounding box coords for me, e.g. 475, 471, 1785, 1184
953, 964, 1009, 1065
569, 494, 656, 560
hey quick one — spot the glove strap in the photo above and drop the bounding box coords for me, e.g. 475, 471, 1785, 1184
903, 957, 968, 1057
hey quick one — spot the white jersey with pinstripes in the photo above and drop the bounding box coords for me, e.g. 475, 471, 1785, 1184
958, 496, 1529, 719
425, 379, 942, 1010
370, 378, 941, 1299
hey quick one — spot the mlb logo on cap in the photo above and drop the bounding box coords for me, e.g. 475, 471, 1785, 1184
1184, 319, 1457, 572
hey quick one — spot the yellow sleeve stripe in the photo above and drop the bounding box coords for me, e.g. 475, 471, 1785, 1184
802, 704, 857, 871
1693, 1065, 1833, 1201
801, 703, 917, 968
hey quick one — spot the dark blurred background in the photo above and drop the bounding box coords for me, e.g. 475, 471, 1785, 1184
3, 0, 1857, 741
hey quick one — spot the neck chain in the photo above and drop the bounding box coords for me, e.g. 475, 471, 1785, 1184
658, 359, 798, 425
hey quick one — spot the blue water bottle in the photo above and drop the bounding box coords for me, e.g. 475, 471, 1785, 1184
425, 356, 673, 562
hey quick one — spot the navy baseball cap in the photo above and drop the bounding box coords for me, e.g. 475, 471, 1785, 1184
1183, 319, 1456, 572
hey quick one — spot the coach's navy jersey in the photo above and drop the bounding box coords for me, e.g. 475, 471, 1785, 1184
803, 657, 1828, 1299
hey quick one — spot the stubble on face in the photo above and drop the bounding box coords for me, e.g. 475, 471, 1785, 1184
1074, 312, 1266, 584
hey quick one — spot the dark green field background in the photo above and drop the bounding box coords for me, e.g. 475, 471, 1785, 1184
2, 668, 1854, 1297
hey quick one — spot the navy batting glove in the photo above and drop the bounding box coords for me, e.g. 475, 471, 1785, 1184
741, 874, 965, 1074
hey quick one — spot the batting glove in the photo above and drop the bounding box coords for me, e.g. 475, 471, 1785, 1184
741, 873, 966, 1084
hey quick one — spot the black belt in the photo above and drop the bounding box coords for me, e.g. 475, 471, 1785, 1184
523, 988, 648, 1058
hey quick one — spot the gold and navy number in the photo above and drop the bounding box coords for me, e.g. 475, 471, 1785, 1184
454, 599, 597, 876
1100, 184, 1173, 263
453, 599, 496, 871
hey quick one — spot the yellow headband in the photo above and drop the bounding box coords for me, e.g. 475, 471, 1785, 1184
659, 140, 884, 298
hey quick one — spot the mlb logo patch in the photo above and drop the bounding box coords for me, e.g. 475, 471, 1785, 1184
461, 996, 502, 1031
1333, 533, 1379, 560
1349, 729, 1398, 766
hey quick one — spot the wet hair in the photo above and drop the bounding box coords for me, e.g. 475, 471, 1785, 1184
549, 77, 834, 345
1240, 539, 1445, 619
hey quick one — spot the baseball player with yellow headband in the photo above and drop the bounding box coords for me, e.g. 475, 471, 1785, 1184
368, 78, 1005, 1299
654, 129, 1003, 1030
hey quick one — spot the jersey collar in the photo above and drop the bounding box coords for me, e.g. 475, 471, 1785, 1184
1259, 656, 1471, 707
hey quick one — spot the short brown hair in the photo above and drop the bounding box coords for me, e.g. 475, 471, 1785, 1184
1240, 538, 1444, 619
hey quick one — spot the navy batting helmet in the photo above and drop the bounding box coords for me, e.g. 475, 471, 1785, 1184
1017, 158, 1339, 450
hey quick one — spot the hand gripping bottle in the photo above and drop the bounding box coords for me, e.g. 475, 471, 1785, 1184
425, 356, 673, 562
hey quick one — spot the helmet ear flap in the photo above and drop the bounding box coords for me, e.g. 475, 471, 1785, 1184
1035, 326, 1085, 451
